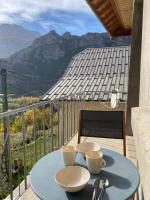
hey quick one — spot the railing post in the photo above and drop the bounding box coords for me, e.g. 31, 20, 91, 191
1, 69, 9, 195
50, 102, 54, 151
70, 96, 73, 137
74, 94, 76, 135
66, 97, 69, 142
33, 109, 37, 162
22, 112, 27, 190
62, 99, 65, 145
42, 106, 46, 155
57, 101, 60, 148
6, 117, 13, 200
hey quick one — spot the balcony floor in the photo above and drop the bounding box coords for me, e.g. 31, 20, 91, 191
19, 135, 136, 200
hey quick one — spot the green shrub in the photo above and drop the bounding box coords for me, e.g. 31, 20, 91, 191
10, 117, 22, 133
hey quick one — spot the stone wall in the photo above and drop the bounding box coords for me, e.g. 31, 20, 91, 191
132, 107, 150, 200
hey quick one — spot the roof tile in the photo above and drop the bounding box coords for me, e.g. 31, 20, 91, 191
43, 46, 130, 101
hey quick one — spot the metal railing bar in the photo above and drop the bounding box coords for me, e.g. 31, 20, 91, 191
57, 101, 60, 148
53, 103, 57, 149
33, 109, 37, 162
42, 106, 46, 155
66, 97, 69, 142
62, 100, 64, 146
70, 98, 73, 137
0, 93, 78, 118
69, 100, 71, 140
0, 101, 48, 118
74, 96, 76, 135
37, 108, 42, 159
6, 117, 13, 200
54, 125, 56, 150
50, 103, 53, 152
17, 164, 21, 197
29, 131, 33, 170
39, 124, 42, 158
48, 104, 51, 152
0, 90, 124, 119
2, 130, 9, 153
22, 112, 27, 190
13, 126, 21, 198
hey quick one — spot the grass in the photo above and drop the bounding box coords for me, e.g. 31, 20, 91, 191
0, 96, 40, 113
12, 131, 54, 168
0, 129, 58, 199
0, 96, 55, 199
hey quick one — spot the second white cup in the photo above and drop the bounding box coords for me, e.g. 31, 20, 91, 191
86, 151, 106, 174
61, 146, 76, 166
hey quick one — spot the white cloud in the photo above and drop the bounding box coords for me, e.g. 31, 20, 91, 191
0, 0, 92, 24
38, 16, 86, 34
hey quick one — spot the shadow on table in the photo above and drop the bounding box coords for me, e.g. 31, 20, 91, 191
66, 184, 93, 200
103, 155, 115, 167
66, 184, 109, 200
66, 170, 131, 200
75, 154, 115, 168
91, 170, 131, 189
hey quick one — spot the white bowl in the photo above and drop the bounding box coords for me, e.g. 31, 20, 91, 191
76, 142, 101, 156
54, 166, 90, 192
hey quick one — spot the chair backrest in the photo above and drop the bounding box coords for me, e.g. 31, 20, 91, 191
79, 110, 124, 139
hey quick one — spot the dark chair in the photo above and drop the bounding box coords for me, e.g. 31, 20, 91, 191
78, 110, 126, 156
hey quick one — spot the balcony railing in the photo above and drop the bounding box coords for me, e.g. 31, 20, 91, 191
0, 91, 125, 200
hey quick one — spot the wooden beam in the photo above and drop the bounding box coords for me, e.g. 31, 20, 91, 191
126, 0, 143, 135
109, 24, 120, 32
106, 19, 118, 29
108, 0, 125, 28
86, 0, 132, 37
102, 14, 116, 25
96, 1, 110, 13
100, 7, 114, 19
113, 29, 131, 37
108, 25, 121, 36
91, 0, 105, 9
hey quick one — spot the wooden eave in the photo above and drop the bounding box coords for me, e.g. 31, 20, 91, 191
86, 0, 133, 37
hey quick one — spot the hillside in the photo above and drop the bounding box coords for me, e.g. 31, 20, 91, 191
0, 24, 40, 58
0, 31, 130, 96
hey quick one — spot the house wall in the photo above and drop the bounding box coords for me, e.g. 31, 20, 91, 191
131, 1, 150, 199
132, 107, 150, 200
139, 0, 150, 106
58, 101, 126, 145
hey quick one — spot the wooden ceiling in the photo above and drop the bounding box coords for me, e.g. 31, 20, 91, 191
86, 0, 133, 37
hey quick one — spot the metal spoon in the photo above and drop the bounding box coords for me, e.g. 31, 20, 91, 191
97, 179, 110, 200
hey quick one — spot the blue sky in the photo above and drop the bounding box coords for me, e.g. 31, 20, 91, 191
0, 0, 105, 35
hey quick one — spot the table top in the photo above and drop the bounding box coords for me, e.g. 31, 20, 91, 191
30, 148, 140, 200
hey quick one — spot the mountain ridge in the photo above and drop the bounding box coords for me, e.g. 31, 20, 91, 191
0, 24, 41, 58
0, 31, 130, 96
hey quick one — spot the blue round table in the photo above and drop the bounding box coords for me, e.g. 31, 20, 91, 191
30, 149, 140, 200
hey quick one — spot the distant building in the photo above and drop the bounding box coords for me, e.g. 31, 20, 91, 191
43, 46, 130, 102
42, 46, 130, 137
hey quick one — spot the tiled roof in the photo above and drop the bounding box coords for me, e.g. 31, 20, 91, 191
43, 46, 130, 101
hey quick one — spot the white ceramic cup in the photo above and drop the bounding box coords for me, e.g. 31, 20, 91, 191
86, 151, 106, 174
61, 146, 77, 166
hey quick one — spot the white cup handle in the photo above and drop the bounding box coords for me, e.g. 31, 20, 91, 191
102, 159, 106, 168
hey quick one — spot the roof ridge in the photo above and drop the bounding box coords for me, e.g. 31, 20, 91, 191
72, 46, 130, 59
83, 46, 130, 50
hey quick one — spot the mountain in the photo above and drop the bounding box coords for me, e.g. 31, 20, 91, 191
0, 24, 41, 58
0, 31, 130, 96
